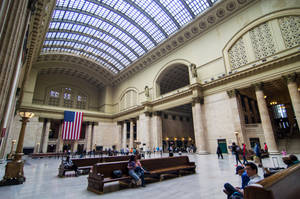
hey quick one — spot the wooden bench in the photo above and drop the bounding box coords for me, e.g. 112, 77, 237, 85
87, 156, 196, 194
30, 152, 65, 159
58, 155, 131, 177
244, 163, 300, 199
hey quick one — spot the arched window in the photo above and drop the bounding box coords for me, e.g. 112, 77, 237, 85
119, 89, 138, 111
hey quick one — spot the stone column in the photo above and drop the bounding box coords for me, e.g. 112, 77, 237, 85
129, 120, 134, 149
139, 112, 151, 149
227, 90, 249, 148
73, 141, 78, 153
192, 97, 208, 154
122, 122, 127, 149
254, 84, 279, 154
56, 121, 64, 152
286, 74, 300, 128
116, 122, 122, 151
85, 123, 92, 152
152, 111, 163, 149
91, 123, 96, 150
41, 120, 50, 153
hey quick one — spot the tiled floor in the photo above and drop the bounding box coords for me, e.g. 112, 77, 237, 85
0, 153, 298, 199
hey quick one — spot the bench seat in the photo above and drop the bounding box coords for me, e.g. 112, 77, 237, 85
87, 156, 196, 194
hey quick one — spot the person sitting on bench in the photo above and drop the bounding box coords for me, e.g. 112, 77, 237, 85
63, 156, 79, 176
223, 166, 250, 198
224, 162, 262, 199
127, 155, 145, 187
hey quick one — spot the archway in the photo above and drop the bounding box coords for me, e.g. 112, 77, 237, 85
156, 64, 190, 96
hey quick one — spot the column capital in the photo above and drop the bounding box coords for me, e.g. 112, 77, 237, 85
283, 73, 297, 84
117, 121, 123, 125
192, 96, 204, 106
226, 89, 238, 98
153, 111, 162, 116
253, 83, 264, 91
144, 111, 152, 117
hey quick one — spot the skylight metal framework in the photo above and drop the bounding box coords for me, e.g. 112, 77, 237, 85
43, 0, 218, 74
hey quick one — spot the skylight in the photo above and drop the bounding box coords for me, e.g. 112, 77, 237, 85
42, 0, 217, 73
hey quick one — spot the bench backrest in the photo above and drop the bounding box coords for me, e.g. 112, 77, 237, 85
72, 156, 130, 167
92, 156, 192, 178
93, 161, 129, 178
245, 163, 300, 199
140, 156, 191, 171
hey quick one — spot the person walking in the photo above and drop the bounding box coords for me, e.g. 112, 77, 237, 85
217, 145, 223, 159
242, 143, 248, 164
232, 142, 242, 166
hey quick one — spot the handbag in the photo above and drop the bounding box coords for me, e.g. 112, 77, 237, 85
112, 170, 122, 178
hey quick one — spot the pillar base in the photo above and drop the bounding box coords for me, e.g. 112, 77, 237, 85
0, 160, 26, 186
197, 151, 209, 155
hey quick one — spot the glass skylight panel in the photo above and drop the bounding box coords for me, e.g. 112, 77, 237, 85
45, 0, 217, 73
187, 0, 209, 16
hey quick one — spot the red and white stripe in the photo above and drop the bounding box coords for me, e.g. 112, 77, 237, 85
62, 112, 83, 140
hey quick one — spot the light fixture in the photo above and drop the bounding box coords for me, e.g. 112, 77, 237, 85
181, 138, 185, 141
264, 95, 267, 99
174, 137, 177, 141
166, 137, 169, 141
19, 111, 34, 118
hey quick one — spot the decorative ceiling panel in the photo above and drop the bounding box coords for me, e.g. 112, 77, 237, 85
42, 0, 218, 73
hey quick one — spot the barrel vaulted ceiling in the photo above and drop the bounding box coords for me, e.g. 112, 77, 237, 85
35, 0, 255, 87
42, 0, 218, 73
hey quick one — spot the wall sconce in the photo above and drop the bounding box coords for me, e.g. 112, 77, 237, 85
174, 137, 177, 141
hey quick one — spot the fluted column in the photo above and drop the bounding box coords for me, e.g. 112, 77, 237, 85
41, 120, 50, 153
56, 121, 63, 152
192, 97, 208, 154
73, 141, 78, 153
116, 122, 122, 151
129, 120, 134, 149
85, 123, 92, 152
122, 122, 127, 149
286, 74, 300, 128
255, 84, 279, 154
227, 90, 249, 147
152, 111, 163, 149
139, 112, 151, 149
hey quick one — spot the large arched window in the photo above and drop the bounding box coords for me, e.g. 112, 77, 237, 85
119, 88, 138, 111
46, 86, 88, 109
156, 64, 190, 96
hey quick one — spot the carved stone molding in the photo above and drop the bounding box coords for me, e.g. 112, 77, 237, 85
227, 89, 238, 98
192, 96, 204, 106
144, 111, 152, 117
253, 82, 264, 91
284, 73, 298, 84
153, 111, 162, 116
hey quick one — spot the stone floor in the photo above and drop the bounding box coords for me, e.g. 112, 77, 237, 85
0, 153, 298, 199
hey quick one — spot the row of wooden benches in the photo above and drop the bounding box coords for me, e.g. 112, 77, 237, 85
56, 154, 300, 198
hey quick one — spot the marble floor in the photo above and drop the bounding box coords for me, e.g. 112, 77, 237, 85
0, 153, 298, 199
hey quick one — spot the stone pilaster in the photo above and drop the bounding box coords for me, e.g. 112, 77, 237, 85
254, 83, 279, 154
122, 122, 127, 149
85, 123, 92, 152
227, 90, 249, 148
286, 74, 300, 129
139, 112, 152, 149
116, 122, 122, 151
152, 111, 162, 149
41, 120, 50, 153
56, 121, 63, 152
129, 120, 134, 149
73, 141, 78, 153
192, 97, 208, 154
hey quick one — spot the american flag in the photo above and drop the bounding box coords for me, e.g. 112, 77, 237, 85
62, 111, 83, 140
